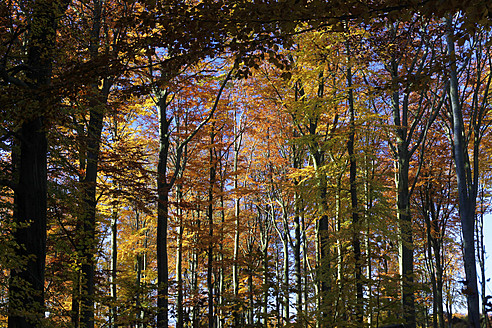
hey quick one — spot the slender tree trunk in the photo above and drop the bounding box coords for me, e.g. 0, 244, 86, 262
157, 92, 172, 328
346, 42, 364, 323
364, 148, 374, 327
446, 16, 480, 328
246, 229, 255, 326
390, 59, 415, 328
176, 185, 184, 328
135, 211, 143, 327
191, 207, 201, 328
424, 203, 438, 328
294, 195, 302, 323
282, 237, 289, 323
263, 241, 269, 327
207, 127, 216, 328
334, 174, 343, 322
110, 199, 118, 328
78, 2, 112, 327
218, 193, 225, 328
232, 133, 241, 327
434, 237, 445, 328
248, 262, 254, 326
478, 189, 490, 328
302, 210, 309, 319
79, 94, 105, 328
156, 182, 169, 328
310, 75, 330, 328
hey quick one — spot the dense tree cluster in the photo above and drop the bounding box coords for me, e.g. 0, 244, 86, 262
1, 1, 492, 328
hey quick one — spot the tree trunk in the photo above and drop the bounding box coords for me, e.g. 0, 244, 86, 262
282, 237, 289, 323
364, 148, 374, 327
110, 199, 118, 328
207, 128, 216, 328
232, 131, 241, 327
346, 43, 364, 323
77, 3, 112, 327
176, 185, 184, 328
389, 56, 415, 327
9, 117, 47, 328
191, 207, 201, 328
446, 16, 480, 328
478, 188, 490, 328
8, 0, 58, 326
156, 92, 172, 328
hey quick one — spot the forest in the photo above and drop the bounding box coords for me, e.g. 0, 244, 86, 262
1, 0, 492, 328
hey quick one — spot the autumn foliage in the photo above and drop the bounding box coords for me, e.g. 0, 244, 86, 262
1, 1, 492, 328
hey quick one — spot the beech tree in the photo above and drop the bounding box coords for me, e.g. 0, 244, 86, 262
2, 1, 492, 328
444, 16, 492, 328
0, 1, 70, 327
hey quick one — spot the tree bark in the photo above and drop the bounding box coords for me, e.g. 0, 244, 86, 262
156, 91, 171, 328
232, 124, 242, 327
110, 199, 118, 328
207, 127, 216, 328
445, 16, 480, 328
346, 47, 364, 323
176, 184, 184, 328
8, 0, 61, 326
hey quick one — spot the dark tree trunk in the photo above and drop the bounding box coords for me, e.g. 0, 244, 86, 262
110, 202, 118, 328
76, 2, 112, 327
9, 117, 47, 328
176, 185, 184, 328
8, 0, 59, 326
346, 42, 364, 323
446, 17, 480, 328
156, 95, 171, 327
207, 127, 216, 328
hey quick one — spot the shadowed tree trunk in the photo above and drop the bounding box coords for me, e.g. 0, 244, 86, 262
445, 16, 480, 328
346, 40, 364, 323
7, 1, 67, 327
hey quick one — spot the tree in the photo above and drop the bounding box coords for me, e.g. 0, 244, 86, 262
444, 16, 492, 328
0, 1, 69, 327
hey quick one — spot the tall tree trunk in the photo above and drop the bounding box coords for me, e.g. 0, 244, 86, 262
423, 200, 438, 328
302, 207, 309, 319
207, 127, 217, 328
389, 55, 415, 327
364, 147, 374, 327
293, 193, 302, 324
394, 112, 415, 328
334, 174, 343, 322
156, 91, 172, 328
309, 75, 331, 328
478, 188, 490, 328
135, 210, 143, 327
232, 129, 242, 327
191, 207, 201, 328
445, 16, 480, 328
292, 86, 303, 326
433, 236, 445, 328
79, 89, 106, 328
77, 3, 113, 327
10, 120, 47, 328
218, 193, 225, 328
282, 235, 289, 323
247, 258, 254, 326
8, 0, 61, 326
176, 184, 184, 328
110, 198, 118, 328
346, 49, 364, 323
262, 240, 269, 327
